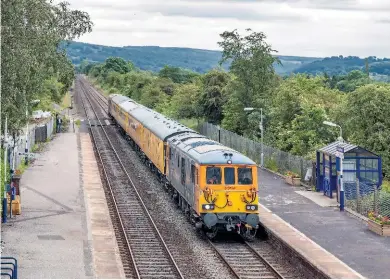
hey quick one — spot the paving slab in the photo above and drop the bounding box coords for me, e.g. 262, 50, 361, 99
258, 168, 390, 279
1, 132, 124, 279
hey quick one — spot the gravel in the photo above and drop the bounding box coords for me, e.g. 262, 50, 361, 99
105, 125, 235, 279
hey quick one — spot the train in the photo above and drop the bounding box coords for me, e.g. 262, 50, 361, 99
108, 94, 260, 240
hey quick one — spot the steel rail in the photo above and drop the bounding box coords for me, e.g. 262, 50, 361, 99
245, 241, 284, 279
208, 239, 283, 279
78, 77, 184, 279
77, 80, 140, 278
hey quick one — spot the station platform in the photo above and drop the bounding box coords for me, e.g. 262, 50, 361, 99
1, 131, 124, 278
258, 168, 390, 279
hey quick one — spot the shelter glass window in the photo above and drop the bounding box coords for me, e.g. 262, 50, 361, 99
224, 167, 235, 185
206, 167, 221, 184
238, 168, 253, 185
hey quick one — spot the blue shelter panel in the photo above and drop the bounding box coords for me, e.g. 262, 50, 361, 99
316, 140, 382, 201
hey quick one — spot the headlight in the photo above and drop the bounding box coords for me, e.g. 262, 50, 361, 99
202, 204, 215, 210
246, 205, 258, 211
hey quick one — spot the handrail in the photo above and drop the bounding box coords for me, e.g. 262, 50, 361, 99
1, 257, 18, 279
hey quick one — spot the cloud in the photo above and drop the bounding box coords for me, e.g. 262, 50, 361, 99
60, 0, 390, 57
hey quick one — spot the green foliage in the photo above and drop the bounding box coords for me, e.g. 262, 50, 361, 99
198, 70, 231, 124
218, 29, 279, 135
85, 29, 390, 181
1, 0, 93, 135
104, 57, 133, 74
265, 158, 278, 172
342, 83, 390, 175
158, 66, 199, 84
382, 181, 390, 193
294, 55, 390, 77
267, 74, 341, 157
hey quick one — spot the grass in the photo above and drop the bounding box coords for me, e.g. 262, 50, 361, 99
177, 118, 203, 130
265, 158, 278, 172
16, 160, 28, 175
61, 91, 71, 109
75, 119, 81, 127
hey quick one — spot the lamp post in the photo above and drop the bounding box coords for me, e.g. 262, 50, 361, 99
244, 107, 264, 167
323, 120, 344, 211
323, 120, 343, 142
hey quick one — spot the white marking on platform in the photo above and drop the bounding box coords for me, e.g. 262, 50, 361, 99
105, 120, 110, 125
295, 191, 338, 207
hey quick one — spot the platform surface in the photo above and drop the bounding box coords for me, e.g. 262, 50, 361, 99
1, 132, 124, 278
258, 168, 390, 279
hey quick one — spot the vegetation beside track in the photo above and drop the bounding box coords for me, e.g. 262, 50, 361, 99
80, 29, 390, 181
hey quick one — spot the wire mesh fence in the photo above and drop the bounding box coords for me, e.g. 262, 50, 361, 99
9, 117, 55, 170
344, 179, 390, 218
198, 122, 314, 181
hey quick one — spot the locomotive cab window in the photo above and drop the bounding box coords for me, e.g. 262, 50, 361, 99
224, 167, 235, 185
206, 167, 221, 184
238, 168, 253, 185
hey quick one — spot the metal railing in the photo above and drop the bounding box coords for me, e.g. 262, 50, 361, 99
1, 257, 18, 279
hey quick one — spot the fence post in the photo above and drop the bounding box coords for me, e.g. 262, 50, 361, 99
300, 158, 304, 180
374, 186, 377, 214
356, 179, 360, 213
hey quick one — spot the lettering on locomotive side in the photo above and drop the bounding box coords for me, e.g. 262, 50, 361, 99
225, 186, 236, 190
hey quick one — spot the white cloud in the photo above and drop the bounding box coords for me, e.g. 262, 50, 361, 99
61, 0, 390, 57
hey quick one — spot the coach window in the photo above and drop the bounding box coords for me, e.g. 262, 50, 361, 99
224, 167, 235, 185
177, 154, 180, 167
206, 167, 221, 184
238, 168, 253, 185
181, 158, 186, 185
191, 164, 195, 184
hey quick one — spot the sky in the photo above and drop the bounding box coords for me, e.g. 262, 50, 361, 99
62, 0, 390, 57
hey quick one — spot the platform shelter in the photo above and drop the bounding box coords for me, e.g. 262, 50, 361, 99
316, 141, 382, 201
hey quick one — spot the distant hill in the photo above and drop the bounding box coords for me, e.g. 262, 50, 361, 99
293, 56, 390, 77
65, 41, 321, 75
65, 42, 390, 78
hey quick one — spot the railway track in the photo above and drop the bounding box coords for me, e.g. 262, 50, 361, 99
77, 78, 183, 279
208, 240, 284, 279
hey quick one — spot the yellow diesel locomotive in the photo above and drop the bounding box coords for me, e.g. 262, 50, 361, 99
108, 94, 259, 240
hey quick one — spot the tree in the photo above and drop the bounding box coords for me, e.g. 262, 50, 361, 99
1, 0, 93, 133
159, 65, 199, 84
198, 70, 231, 124
104, 57, 132, 74
343, 84, 390, 175
166, 83, 202, 119
218, 29, 280, 135
267, 74, 341, 156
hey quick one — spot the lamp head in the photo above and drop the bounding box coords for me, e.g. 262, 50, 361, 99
323, 120, 338, 127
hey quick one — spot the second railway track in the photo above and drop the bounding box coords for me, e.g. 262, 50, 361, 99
209, 240, 284, 279
77, 78, 183, 279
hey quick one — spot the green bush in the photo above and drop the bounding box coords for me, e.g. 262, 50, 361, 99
265, 158, 278, 172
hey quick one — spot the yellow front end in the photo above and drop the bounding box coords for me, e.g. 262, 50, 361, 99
196, 164, 259, 218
